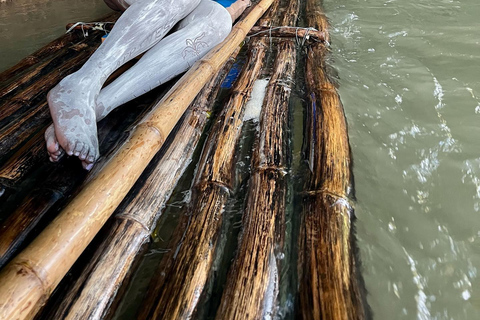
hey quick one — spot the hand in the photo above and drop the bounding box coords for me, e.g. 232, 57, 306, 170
226, 0, 252, 22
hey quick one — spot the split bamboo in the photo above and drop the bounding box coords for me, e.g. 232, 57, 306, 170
297, 1, 366, 319
43, 52, 237, 320
138, 39, 266, 320
215, 1, 298, 317
0, 1, 275, 319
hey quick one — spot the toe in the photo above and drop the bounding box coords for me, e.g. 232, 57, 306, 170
79, 145, 89, 161
86, 154, 96, 163
82, 161, 94, 171
73, 142, 84, 156
45, 126, 59, 154
66, 141, 76, 156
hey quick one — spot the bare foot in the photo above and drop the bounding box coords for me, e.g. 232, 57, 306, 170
44, 124, 95, 170
47, 74, 99, 169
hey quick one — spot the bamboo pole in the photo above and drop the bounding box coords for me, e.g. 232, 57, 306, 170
248, 25, 325, 43
297, 1, 366, 319
43, 52, 237, 320
0, 1, 275, 319
215, 1, 298, 317
0, 103, 51, 166
138, 39, 266, 320
0, 168, 80, 270
0, 132, 45, 188
0, 12, 120, 86
138, 3, 283, 319
0, 93, 159, 272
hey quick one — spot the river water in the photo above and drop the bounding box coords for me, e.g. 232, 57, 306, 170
2, 0, 480, 319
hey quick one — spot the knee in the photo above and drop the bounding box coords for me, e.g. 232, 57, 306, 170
208, 3, 233, 42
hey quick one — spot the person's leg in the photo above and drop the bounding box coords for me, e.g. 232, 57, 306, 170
46, 0, 201, 168
95, 0, 232, 118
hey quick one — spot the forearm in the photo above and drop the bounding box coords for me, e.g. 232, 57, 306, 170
226, 0, 251, 22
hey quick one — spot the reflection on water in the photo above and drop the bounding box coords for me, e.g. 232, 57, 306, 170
0, 0, 110, 72
325, 0, 480, 318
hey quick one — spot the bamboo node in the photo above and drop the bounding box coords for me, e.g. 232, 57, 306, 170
136, 121, 166, 146
303, 190, 355, 215
115, 213, 151, 233
13, 260, 49, 296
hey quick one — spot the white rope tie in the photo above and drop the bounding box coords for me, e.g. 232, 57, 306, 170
66, 21, 115, 37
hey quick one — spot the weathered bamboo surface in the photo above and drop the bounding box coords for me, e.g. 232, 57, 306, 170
0, 1, 275, 319
0, 131, 45, 188
298, 0, 366, 319
0, 43, 100, 164
248, 25, 325, 43
138, 39, 266, 320
0, 93, 159, 270
215, 0, 298, 316
42, 52, 237, 320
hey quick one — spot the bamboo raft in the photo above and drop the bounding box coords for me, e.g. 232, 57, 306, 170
0, 1, 368, 319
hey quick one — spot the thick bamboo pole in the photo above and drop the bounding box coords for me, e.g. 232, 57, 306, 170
138, 39, 266, 320
0, 94, 159, 268
298, 1, 366, 319
215, 3, 298, 316
44, 53, 237, 320
0, 1, 275, 319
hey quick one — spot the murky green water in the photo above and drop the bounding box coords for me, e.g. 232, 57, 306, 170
2, 0, 480, 319
325, 0, 480, 318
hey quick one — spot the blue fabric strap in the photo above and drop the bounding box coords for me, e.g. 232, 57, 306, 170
214, 0, 235, 8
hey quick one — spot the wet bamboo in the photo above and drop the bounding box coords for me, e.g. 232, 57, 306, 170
298, 1, 366, 319
248, 25, 325, 43
0, 131, 45, 188
138, 40, 266, 320
0, 1, 275, 319
0, 168, 78, 270
139, 3, 282, 318
45, 53, 237, 320
0, 104, 51, 166
0, 96, 156, 268
0, 12, 120, 86
215, 2, 298, 316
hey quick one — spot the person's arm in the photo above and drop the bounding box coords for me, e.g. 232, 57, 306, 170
226, 0, 251, 22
